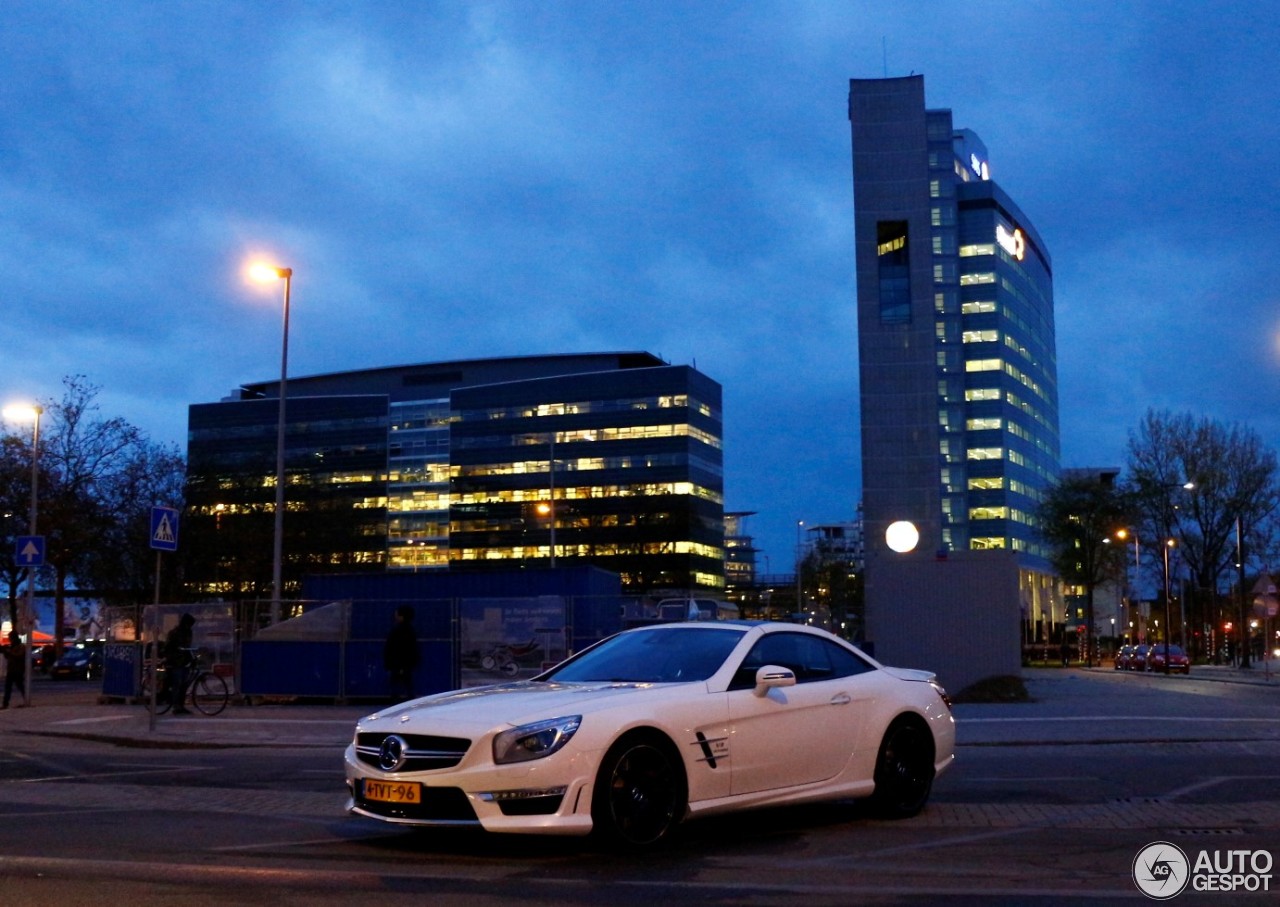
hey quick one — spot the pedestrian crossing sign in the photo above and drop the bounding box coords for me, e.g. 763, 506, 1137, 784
150, 506, 179, 552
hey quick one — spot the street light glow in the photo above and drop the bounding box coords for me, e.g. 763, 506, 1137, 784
2, 403, 42, 422
249, 263, 292, 283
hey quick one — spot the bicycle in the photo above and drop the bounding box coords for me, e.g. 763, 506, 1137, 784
141, 648, 230, 716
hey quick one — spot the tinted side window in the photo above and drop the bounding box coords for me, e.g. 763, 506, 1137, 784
730, 633, 875, 689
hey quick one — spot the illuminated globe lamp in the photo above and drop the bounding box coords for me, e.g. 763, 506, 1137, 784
885, 520, 920, 554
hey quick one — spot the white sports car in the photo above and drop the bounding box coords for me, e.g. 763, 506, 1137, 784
345, 621, 954, 847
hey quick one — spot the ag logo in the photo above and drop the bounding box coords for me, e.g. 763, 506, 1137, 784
1133, 841, 1190, 899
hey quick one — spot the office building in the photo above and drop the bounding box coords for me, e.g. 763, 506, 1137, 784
184, 354, 724, 599
848, 75, 1062, 690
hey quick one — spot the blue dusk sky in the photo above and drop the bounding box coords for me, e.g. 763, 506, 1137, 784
2, 1, 1278, 572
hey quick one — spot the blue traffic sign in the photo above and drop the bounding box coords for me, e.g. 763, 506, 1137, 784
150, 506, 180, 552
15, 535, 45, 567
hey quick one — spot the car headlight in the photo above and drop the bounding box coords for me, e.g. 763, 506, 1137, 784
493, 715, 582, 765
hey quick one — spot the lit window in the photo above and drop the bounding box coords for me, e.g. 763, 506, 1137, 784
958, 244, 996, 257
970, 506, 1008, 520
960, 272, 996, 286
965, 388, 1001, 402
967, 447, 1004, 461
966, 417, 1001, 431
968, 477, 1003, 490
962, 330, 998, 343
962, 300, 997, 314
965, 359, 1002, 372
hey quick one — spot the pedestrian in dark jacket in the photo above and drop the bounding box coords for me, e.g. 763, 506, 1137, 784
165, 613, 196, 714
3, 631, 28, 708
384, 606, 420, 701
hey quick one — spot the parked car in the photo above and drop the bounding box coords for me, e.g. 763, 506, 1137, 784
1145, 643, 1191, 674
1114, 645, 1136, 670
49, 642, 104, 681
1128, 644, 1152, 672
345, 621, 956, 848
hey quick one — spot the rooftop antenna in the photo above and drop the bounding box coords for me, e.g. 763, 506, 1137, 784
882, 37, 887, 77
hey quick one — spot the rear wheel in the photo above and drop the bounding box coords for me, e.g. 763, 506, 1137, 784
190, 672, 229, 716
141, 671, 171, 715
592, 732, 687, 849
868, 717, 935, 819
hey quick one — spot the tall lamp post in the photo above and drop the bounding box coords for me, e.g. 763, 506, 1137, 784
795, 520, 805, 619
1162, 538, 1177, 674
537, 435, 557, 567
1113, 528, 1141, 650
250, 263, 292, 624
4, 403, 42, 705
1236, 516, 1251, 669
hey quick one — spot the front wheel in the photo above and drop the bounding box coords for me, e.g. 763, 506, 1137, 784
190, 672, 229, 716
592, 733, 687, 849
868, 718, 936, 819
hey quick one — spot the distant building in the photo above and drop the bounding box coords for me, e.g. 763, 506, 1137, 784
184, 354, 725, 599
723, 511, 759, 598
848, 75, 1062, 690
805, 521, 864, 573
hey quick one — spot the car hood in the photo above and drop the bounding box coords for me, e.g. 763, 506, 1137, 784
357, 680, 684, 735
881, 666, 938, 684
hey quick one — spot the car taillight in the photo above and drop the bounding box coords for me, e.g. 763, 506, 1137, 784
931, 680, 953, 712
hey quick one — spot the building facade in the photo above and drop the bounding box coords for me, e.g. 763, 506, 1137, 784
184, 354, 725, 599
848, 75, 1062, 690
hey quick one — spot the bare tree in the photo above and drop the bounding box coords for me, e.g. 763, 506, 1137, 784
35, 377, 181, 654
1126, 409, 1280, 665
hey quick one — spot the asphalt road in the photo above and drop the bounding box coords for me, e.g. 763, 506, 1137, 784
0, 669, 1277, 905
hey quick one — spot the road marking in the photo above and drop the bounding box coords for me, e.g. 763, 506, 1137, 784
15, 765, 213, 783
50, 715, 137, 726
1161, 774, 1280, 800
961, 716, 1280, 724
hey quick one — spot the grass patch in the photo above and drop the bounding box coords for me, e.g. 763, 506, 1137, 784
952, 674, 1030, 704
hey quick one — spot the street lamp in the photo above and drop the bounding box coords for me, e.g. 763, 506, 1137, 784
1162, 537, 1177, 674
249, 263, 292, 624
3, 402, 42, 705
1112, 528, 1141, 652
538, 435, 557, 567
795, 520, 806, 616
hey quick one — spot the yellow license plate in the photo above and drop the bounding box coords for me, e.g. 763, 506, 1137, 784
363, 779, 422, 804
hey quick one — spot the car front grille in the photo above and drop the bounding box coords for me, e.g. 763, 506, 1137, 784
355, 732, 472, 772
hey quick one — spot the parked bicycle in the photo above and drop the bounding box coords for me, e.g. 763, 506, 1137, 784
141, 648, 230, 716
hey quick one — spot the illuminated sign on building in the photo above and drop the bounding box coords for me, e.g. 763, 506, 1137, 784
996, 224, 1025, 261
969, 153, 990, 181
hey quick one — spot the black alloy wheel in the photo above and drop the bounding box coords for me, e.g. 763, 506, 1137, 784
869, 717, 935, 819
592, 732, 687, 849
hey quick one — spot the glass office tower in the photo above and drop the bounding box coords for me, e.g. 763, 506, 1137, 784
849, 75, 1061, 690
184, 354, 724, 599
448, 365, 724, 591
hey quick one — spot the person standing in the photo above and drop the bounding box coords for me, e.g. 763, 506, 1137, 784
165, 613, 196, 714
2, 631, 28, 708
383, 606, 420, 702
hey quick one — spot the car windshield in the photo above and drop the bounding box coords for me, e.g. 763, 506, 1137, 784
545, 626, 748, 684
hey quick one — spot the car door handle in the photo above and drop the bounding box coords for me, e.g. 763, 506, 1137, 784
830, 693, 851, 705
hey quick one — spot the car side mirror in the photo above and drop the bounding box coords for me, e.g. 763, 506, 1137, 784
753, 664, 796, 697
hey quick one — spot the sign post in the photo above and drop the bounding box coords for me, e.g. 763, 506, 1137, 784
148, 507, 179, 731
13, 534, 44, 706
